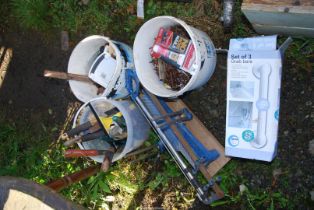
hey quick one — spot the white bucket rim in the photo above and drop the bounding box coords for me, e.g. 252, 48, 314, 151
134, 16, 202, 98
68, 35, 128, 102
73, 97, 134, 162
100, 37, 126, 97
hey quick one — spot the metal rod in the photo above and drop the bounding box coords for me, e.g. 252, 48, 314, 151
135, 96, 208, 202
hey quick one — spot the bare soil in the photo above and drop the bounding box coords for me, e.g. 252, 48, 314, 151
0, 28, 77, 132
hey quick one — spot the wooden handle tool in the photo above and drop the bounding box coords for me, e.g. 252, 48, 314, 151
63, 129, 103, 147
101, 147, 116, 172
63, 119, 98, 138
43, 70, 93, 83
46, 165, 100, 192
64, 149, 110, 158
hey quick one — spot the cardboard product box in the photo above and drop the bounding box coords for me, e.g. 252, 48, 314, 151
225, 35, 291, 162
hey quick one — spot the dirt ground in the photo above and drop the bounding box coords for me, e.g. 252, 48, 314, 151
0, 28, 77, 131
0, 19, 313, 210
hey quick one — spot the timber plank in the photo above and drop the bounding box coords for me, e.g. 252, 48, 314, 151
148, 93, 228, 198
242, 5, 314, 28
167, 99, 230, 177
242, 0, 314, 37
253, 23, 314, 37
243, 0, 314, 6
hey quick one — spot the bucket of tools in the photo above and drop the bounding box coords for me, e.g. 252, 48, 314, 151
68, 97, 150, 164
133, 16, 217, 98
68, 35, 134, 102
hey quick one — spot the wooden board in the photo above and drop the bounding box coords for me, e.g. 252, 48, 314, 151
147, 93, 228, 198
243, 0, 314, 6
167, 99, 230, 177
0, 47, 13, 88
242, 0, 314, 37
253, 23, 314, 37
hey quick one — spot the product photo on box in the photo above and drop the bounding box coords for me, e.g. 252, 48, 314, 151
225, 35, 292, 162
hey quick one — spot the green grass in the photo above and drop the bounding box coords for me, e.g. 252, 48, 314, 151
212, 160, 292, 210
9, 0, 195, 41
0, 116, 191, 209
11, 0, 49, 31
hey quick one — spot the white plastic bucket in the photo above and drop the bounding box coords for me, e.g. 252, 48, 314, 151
68, 35, 134, 102
133, 16, 217, 98
73, 97, 150, 162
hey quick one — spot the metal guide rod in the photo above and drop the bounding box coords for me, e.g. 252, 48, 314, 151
157, 98, 220, 166
125, 69, 222, 204
135, 97, 210, 202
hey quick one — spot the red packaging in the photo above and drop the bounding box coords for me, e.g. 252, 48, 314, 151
150, 27, 196, 74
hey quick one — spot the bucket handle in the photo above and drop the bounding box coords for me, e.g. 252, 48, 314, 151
125, 69, 140, 99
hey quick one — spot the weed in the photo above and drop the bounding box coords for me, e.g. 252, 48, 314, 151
283, 37, 314, 73
11, 0, 49, 30
145, 0, 195, 19
9, 0, 195, 41
231, 0, 254, 37
147, 157, 182, 190
212, 160, 292, 209
48, 0, 82, 32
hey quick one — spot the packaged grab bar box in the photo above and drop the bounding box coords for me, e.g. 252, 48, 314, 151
225, 35, 291, 162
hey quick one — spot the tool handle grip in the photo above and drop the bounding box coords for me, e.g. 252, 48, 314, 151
46, 165, 99, 192
101, 155, 112, 172
63, 137, 81, 147
81, 130, 103, 142
66, 122, 91, 137
101, 150, 115, 172
64, 129, 103, 147
64, 149, 101, 158
66, 120, 95, 137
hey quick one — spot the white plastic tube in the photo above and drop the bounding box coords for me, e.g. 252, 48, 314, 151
251, 64, 271, 148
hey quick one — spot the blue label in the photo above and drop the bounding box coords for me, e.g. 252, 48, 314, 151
274, 110, 279, 121
242, 130, 254, 142
205, 41, 213, 58
228, 135, 239, 147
